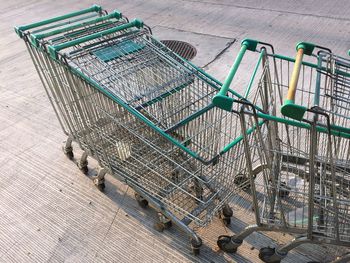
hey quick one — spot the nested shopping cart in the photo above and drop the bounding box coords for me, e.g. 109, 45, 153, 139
15, 6, 263, 254
212, 39, 350, 262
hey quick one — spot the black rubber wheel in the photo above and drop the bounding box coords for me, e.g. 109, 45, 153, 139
137, 199, 149, 208
234, 174, 250, 190
192, 247, 200, 256
278, 182, 290, 198
65, 151, 74, 160
217, 235, 237, 253
80, 166, 88, 175
222, 204, 233, 218
278, 189, 289, 198
97, 183, 105, 192
259, 247, 279, 263
191, 238, 202, 256
135, 193, 149, 208
164, 220, 172, 229
222, 217, 231, 226
153, 222, 165, 232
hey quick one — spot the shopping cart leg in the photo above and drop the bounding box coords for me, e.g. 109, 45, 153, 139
259, 236, 318, 263
132, 188, 202, 255
77, 150, 89, 175
93, 167, 106, 191
217, 224, 267, 253
63, 136, 74, 160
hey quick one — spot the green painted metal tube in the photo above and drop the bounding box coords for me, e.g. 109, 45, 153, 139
30, 10, 122, 47
212, 44, 248, 111
48, 19, 144, 59
15, 5, 102, 38
244, 49, 265, 99
220, 120, 265, 154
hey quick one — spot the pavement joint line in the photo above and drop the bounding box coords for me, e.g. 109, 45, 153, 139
202, 39, 236, 69
183, 0, 350, 22
93, 186, 130, 258
153, 25, 236, 40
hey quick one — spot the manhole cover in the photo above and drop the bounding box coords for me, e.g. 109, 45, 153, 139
161, 40, 197, 60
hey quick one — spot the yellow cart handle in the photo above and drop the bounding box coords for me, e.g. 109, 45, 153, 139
281, 42, 316, 121
286, 47, 304, 102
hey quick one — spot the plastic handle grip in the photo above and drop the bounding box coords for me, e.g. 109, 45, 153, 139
48, 19, 144, 59
280, 44, 309, 121
286, 48, 304, 102
15, 5, 102, 38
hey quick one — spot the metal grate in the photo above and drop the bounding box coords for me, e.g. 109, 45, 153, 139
161, 40, 197, 61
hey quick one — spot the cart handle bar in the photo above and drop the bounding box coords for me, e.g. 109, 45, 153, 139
30, 10, 123, 48
212, 38, 261, 111
280, 42, 332, 121
280, 42, 316, 120
48, 19, 144, 60
15, 5, 102, 38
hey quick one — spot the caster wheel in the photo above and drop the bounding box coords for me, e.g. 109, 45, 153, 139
222, 204, 233, 218
192, 247, 200, 256
234, 174, 250, 190
153, 222, 165, 232
222, 217, 231, 226
80, 166, 88, 175
217, 235, 237, 253
135, 193, 149, 208
96, 183, 105, 192
259, 247, 280, 263
137, 199, 148, 208
163, 220, 172, 229
65, 151, 74, 160
191, 238, 202, 256
279, 182, 290, 198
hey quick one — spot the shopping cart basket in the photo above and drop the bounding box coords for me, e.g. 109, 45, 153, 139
15, 6, 261, 253
212, 39, 350, 262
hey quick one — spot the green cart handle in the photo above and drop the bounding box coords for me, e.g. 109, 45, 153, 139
15, 5, 102, 38
30, 10, 123, 48
48, 19, 144, 59
212, 38, 259, 111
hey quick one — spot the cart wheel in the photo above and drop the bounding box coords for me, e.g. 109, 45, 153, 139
278, 182, 290, 198
259, 247, 280, 263
137, 199, 148, 208
234, 174, 250, 190
217, 235, 237, 253
191, 238, 202, 256
65, 151, 74, 160
222, 217, 231, 226
192, 247, 200, 256
96, 183, 105, 192
153, 222, 165, 232
135, 193, 149, 208
222, 204, 233, 217
80, 166, 88, 175
164, 220, 172, 229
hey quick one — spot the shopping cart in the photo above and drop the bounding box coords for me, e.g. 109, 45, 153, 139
15, 6, 263, 254
213, 39, 350, 262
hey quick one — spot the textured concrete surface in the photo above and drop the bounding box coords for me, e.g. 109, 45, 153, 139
0, 0, 350, 262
